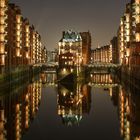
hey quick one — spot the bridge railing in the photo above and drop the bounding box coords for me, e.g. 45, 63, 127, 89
87, 62, 121, 68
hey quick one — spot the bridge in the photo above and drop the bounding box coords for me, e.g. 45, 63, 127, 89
88, 82, 119, 88
86, 62, 121, 74
87, 62, 121, 68
42, 61, 58, 67
41, 61, 58, 73
42, 82, 57, 86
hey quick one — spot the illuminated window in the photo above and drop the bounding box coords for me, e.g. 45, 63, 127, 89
126, 36, 130, 42
0, 0, 5, 8
120, 20, 123, 25
26, 52, 29, 58
136, 15, 140, 23
135, 0, 140, 4
0, 18, 5, 24
0, 25, 5, 33
126, 48, 130, 57
126, 14, 130, 22
26, 26, 29, 33
69, 42, 72, 46
26, 43, 29, 47
126, 23, 130, 29
16, 25, 20, 30
0, 34, 4, 41
16, 31, 20, 36
136, 33, 140, 42
0, 44, 4, 53
62, 42, 65, 46
0, 55, 5, 65
16, 48, 20, 57
16, 37, 20, 42
16, 15, 21, 23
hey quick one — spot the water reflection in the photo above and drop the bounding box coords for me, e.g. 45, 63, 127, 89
40, 72, 57, 86
57, 83, 91, 126
89, 73, 119, 87
118, 86, 140, 140
0, 73, 140, 140
0, 77, 42, 140
40, 73, 140, 140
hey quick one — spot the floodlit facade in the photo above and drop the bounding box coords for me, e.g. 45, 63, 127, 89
35, 32, 42, 64
58, 30, 83, 69
30, 25, 36, 65
118, 3, 131, 66
41, 46, 47, 63
58, 30, 91, 76
22, 18, 30, 65
0, 2, 46, 74
0, 0, 8, 73
91, 45, 111, 63
118, 0, 140, 80
6, 4, 23, 70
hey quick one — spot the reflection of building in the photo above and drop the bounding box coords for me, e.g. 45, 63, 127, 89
90, 73, 117, 84
40, 73, 57, 85
0, 107, 6, 139
110, 86, 119, 106
117, 85, 140, 140
57, 83, 91, 126
0, 78, 42, 139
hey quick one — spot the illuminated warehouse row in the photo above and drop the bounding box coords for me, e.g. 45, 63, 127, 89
0, 0, 8, 72
118, 0, 140, 77
0, 1, 47, 74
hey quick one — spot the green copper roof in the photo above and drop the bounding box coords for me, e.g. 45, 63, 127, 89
61, 114, 82, 126
62, 30, 82, 42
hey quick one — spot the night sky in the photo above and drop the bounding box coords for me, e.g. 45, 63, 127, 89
10, 0, 129, 50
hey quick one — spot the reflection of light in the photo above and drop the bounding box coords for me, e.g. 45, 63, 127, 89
63, 92, 66, 97
63, 68, 66, 72
70, 68, 73, 72
58, 42, 61, 47
62, 68, 68, 75
109, 88, 112, 97
62, 42, 65, 46
69, 42, 72, 46
62, 109, 65, 115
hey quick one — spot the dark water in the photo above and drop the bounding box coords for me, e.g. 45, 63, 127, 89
0, 73, 140, 140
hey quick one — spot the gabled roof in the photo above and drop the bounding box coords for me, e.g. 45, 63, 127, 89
62, 30, 82, 42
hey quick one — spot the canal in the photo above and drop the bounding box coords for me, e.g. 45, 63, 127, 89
0, 73, 140, 140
